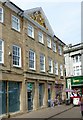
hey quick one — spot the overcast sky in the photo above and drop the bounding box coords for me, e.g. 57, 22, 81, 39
10, 0, 81, 45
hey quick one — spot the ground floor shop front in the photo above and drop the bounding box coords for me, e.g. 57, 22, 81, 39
66, 76, 83, 99
0, 72, 65, 117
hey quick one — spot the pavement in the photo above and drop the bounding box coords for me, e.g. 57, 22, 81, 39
13, 104, 73, 118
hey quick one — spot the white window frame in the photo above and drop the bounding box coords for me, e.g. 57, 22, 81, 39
60, 64, 63, 76
54, 62, 58, 75
38, 31, 44, 44
40, 54, 45, 72
0, 7, 3, 23
0, 39, 4, 63
58, 45, 62, 55
12, 45, 21, 67
52, 42, 56, 52
48, 58, 53, 74
12, 15, 20, 32
28, 24, 34, 38
29, 50, 36, 70
47, 37, 51, 48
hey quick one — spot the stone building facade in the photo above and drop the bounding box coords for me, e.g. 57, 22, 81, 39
0, 0, 65, 117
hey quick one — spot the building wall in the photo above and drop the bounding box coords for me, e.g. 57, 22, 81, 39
0, 1, 65, 117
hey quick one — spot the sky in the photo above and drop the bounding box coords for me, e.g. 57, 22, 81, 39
10, 0, 81, 45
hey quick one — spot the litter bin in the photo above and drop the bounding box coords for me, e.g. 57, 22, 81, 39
65, 99, 70, 105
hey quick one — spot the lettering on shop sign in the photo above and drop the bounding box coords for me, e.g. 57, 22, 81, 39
73, 80, 79, 83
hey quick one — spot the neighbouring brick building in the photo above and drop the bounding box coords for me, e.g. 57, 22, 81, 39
0, 0, 65, 117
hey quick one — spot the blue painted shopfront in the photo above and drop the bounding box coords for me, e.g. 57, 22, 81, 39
0, 81, 20, 115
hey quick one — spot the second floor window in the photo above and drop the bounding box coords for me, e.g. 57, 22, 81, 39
52, 42, 56, 52
60, 64, 63, 76
0, 7, 3, 23
0, 39, 4, 63
28, 24, 34, 38
47, 37, 51, 48
40, 54, 45, 72
58, 45, 62, 55
29, 50, 35, 70
13, 45, 21, 67
48, 58, 53, 73
12, 15, 20, 31
38, 31, 43, 44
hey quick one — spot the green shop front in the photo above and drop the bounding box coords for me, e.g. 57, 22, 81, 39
66, 76, 83, 98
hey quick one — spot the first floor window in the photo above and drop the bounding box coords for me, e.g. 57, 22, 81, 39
60, 64, 63, 76
48, 58, 53, 73
54, 62, 58, 75
13, 45, 21, 67
0, 7, 3, 23
40, 54, 45, 72
0, 39, 4, 63
29, 50, 35, 70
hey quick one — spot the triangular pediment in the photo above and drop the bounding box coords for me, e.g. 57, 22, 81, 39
24, 7, 54, 35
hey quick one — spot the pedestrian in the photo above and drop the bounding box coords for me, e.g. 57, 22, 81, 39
79, 96, 83, 118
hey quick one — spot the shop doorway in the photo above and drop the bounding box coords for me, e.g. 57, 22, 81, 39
27, 83, 34, 111
48, 84, 52, 107
39, 83, 44, 107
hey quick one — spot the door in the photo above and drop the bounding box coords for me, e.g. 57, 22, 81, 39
39, 83, 44, 107
27, 83, 34, 111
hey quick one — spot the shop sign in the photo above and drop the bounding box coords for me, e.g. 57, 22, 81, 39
73, 80, 79, 83
72, 79, 83, 85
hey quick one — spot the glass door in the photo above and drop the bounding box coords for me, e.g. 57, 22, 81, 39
39, 83, 44, 107
27, 83, 34, 111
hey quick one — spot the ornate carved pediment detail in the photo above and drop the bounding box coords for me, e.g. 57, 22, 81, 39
29, 11, 48, 30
